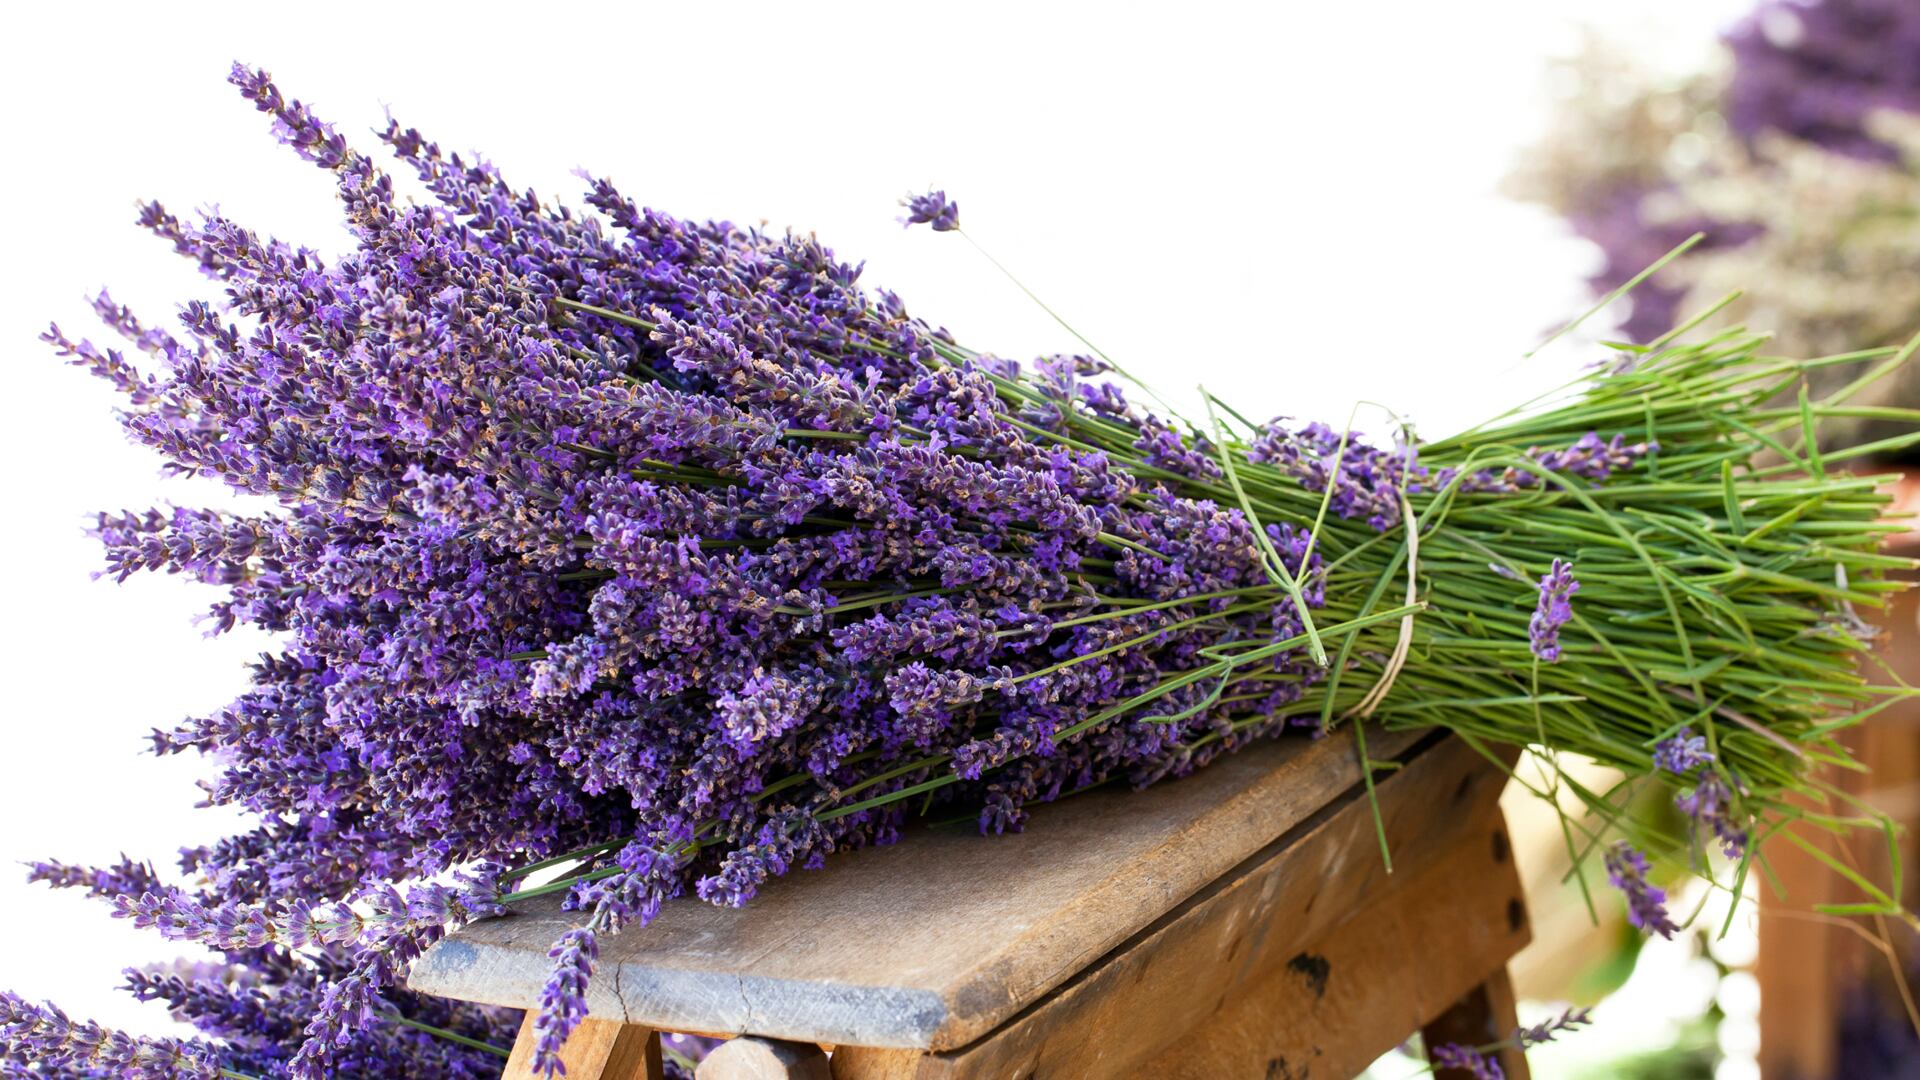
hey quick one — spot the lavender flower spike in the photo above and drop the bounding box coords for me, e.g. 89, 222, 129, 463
1604, 841, 1679, 938
900, 189, 960, 231
1652, 727, 1713, 774
0, 991, 219, 1078
1528, 559, 1579, 662
1515, 1005, 1594, 1049
533, 927, 599, 1076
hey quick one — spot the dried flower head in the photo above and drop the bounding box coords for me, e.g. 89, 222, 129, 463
1653, 727, 1713, 774
1604, 841, 1679, 938
1529, 559, 1579, 663
900, 189, 960, 231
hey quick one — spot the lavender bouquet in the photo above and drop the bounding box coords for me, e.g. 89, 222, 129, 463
10, 65, 1920, 1078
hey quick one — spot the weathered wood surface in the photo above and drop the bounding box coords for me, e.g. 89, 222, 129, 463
411, 725, 1425, 1049
829, 734, 1524, 1079
500, 1014, 663, 1080
1137, 827, 1527, 1080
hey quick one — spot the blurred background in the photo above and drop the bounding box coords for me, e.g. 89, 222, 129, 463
2, 1, 1915, 1076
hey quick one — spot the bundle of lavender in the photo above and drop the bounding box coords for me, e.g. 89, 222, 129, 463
11, 66, 1919, 1079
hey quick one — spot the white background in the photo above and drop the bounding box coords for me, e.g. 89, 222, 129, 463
0, 0, 1752, 1039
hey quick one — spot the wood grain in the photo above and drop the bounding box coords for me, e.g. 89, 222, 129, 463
500, 1014, 663, 1080
1140, 828, 1528, 1080
410, 727, 1424, 1050
829, 735, 1524, 1079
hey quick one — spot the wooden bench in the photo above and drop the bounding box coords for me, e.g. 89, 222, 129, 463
410, 729, 1531, 1079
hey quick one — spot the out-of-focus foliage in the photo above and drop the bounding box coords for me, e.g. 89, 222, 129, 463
1511, 2, 1920, 456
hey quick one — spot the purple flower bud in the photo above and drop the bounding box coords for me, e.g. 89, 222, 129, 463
1675, 772, 1749, 858
1652, 727, 1713, 774
1604, 841, 1679, 938
899, 189, 960, 231
1529, 559, 1579, 662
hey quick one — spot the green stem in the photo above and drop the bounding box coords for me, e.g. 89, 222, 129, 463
385, 1013, 513, 1059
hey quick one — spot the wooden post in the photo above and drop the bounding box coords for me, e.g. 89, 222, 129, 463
1757, 520, 1920, 1077
1756, 788, 1843, 1080
501, 1014, 664, 1080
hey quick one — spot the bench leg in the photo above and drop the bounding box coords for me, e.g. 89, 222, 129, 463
1422, 968, 1530, 1080
696, 1036, 831, 1079
502, 1013, 664, 1080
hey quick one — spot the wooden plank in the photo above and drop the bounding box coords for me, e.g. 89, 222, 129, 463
1137, 825, 1527, 1080
501, 1014, 663, 1080
1424, 970, 1531, 1080
1757, 793, 1842, 1080
830, 736, 1525, 1080
410, 726, 1425, 1050
1759, 560, 1920, 1077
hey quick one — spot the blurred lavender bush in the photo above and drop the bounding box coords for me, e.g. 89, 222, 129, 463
1510, 0, 1920, 456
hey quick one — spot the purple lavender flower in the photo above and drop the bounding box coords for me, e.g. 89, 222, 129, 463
1246, 420, 1433, 532
1429, 1007, 1589, 1080
1535, 432, 1658, 483
25, 855, 159, 899
290, 973, 377, 1075
1514, 1005, 1594, 1048
1528, 559, 1579, 662
1534, 0, 1920, 345
1430, 1042, 1505, 1080
1604, 841, 1679, 938
0, 992, 220, 1078
228, 61, 349, 169
1436, 1006, 1597, 1076
1652, 727, 1713, 774
1676, 772, 1749, 858
900, 189, 959, 231
533, 928, 598, 1076
1726, 0, 1920, 162
122, 948, 519, 1078
1458, 432, 1657, 493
